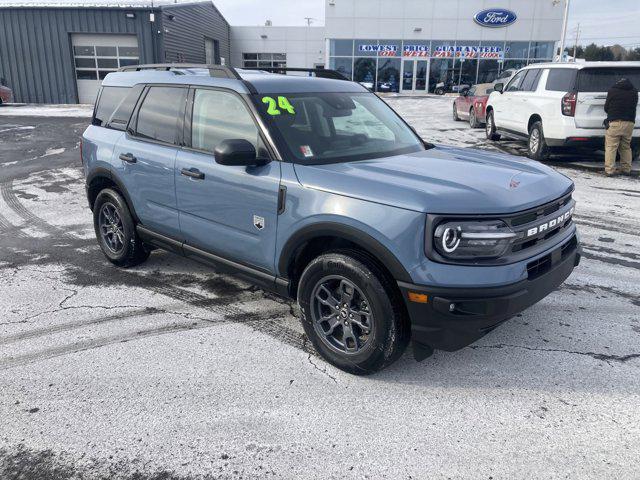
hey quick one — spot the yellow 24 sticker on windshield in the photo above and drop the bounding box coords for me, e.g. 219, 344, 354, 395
262, 96, 295, 115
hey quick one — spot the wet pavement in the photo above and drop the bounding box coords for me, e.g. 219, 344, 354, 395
0, 105, 639, 479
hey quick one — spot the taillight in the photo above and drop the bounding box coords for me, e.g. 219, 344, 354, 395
562, 92, 576, 117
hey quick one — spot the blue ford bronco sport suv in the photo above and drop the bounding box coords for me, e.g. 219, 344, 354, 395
82, 64, 581, 374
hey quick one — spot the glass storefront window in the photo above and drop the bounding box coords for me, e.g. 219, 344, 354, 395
529, 41, 554, 59
377, 57, 400, 92
477, 59, 500, 83
402, 40, 430, 58
454, 41, 479, 61
330, 39, 354, 57
429, 58, 454, 92
377, 39, 402, 58
353, 58, 377, 88
329, 57, 353, 80
501, 59, 528, 72
354, 40, 379, 57
454, 58, 478, 86
479, 41, 506, 61
431, 40, 455, 59
505, 42, 530, 59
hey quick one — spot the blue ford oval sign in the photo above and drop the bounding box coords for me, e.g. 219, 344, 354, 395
474, 9, 517, 28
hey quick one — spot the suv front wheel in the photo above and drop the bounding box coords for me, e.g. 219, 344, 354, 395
485, 110, 500, 140
528, 121, 550, 160
297, 251, 410, 375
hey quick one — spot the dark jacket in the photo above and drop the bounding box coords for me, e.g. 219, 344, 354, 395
604, 78, 638, 123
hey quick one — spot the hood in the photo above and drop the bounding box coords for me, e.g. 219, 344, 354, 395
293, 146, 573, 215
613, 78, 636, 91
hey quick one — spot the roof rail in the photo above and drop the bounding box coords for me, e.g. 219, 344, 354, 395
117, 63, 242, 80
242, 67, 349, 81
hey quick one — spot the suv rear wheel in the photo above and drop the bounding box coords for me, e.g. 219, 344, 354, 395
485, 110, 500, 140
297, 251, 410, 375
93, 188, 150, 267
528, 121, 550, 161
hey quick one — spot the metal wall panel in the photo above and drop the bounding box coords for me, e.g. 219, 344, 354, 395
159, 3, 231, 65
0, 7, 157, 103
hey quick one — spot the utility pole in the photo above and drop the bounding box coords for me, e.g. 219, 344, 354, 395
304, 17, 314, 26
572, 23, 580, 61
557, 0, 571, 62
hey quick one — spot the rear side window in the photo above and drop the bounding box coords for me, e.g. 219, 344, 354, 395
577, 68, 640, 92
135, 86, 187, 144
521, 69, 542, 92
93, 86, 129, 127
545, 69, 577, 92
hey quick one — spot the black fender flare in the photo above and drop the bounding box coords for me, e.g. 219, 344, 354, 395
86, 167, 140, 224
278, 222, 413, 283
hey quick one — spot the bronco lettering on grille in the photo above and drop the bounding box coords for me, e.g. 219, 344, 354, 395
525, 207, 574, 238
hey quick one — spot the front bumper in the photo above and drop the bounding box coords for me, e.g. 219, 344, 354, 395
399, 234, 581, 353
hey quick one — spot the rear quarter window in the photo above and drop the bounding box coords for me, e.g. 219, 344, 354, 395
577, 68, 640, 92
545, 69, 577, 92
134, 86, 187, 145
108, 84, 144, 131
93, 86, 129, 127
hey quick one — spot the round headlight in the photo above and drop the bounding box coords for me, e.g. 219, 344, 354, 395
441, 227, 461, 253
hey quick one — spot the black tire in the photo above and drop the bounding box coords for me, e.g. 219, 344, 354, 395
452, 102, 460, 121
527, 121, 550, 161
435, 87, 444, 95
485, 110, 501, 140
297, 251, 410, 375
93, 188, 150, 268
469, 108, 480, 128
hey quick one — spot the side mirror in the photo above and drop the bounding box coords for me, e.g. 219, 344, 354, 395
494, 83, 504, 94
214, 139, 267, 167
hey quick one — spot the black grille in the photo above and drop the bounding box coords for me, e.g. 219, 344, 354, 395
508, 194, 574, 256
509, 194, 572, 228
561, 235, 578, 259
527, 254, 552, 280
526, 234, 577, 280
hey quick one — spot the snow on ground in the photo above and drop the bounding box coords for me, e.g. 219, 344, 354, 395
0, 104, 93, 117
0, 103, 639, 480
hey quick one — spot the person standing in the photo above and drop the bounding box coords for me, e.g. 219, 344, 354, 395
604, 78, 638, 176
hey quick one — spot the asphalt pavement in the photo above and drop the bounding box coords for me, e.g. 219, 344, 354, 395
0, 103, 639, 479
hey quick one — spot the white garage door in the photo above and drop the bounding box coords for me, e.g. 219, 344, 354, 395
72, 34, 139, 104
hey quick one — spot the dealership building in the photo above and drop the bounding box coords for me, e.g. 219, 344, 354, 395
0, 0, 564, 103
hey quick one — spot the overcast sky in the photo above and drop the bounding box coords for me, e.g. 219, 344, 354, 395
9, 0, 640, 47
214, 0, 640, 47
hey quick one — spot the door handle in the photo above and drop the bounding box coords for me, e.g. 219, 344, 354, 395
181, 167, 205, 180
119, 153, 137, 163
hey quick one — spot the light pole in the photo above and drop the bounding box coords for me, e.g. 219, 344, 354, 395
556, 0, 571, 62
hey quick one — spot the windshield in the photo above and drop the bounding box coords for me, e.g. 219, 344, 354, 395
254, 92, 424, 164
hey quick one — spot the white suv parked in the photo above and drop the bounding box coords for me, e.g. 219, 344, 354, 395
485, 62, 640, 160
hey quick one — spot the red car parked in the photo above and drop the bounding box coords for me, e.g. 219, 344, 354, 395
0, 83, 12, 105
453, 83, 493, 129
